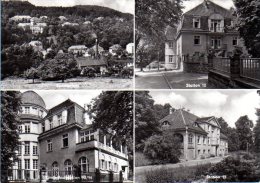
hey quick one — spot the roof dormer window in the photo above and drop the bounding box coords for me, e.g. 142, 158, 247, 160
193, 17, 200, 28
162, 121, 170, 126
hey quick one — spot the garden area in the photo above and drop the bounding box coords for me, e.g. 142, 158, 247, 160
138, 152, 260, 183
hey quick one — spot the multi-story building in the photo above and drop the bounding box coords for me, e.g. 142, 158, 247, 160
165, 0, 247, 69
38, 99, 129, 181
160, 109, 228, 160
12, 91, 47, 180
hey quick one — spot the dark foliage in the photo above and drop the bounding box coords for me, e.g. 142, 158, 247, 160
1, 91, 22, 182
208, 156, 258, 182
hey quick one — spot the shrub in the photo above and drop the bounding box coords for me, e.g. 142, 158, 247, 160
243, 153, 254, 160
80, 67, 97, 77
208, 156, 257, 182
143, 131, 182, 164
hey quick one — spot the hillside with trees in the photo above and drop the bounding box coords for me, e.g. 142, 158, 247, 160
1, 1, 133, 79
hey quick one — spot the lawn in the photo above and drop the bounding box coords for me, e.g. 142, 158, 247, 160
135, 152, 153, 167
1, 77, 133, 89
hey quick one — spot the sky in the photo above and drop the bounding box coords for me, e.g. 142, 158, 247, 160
183, 0, 234, 13
22, 90, 102, 109
149, 90, 260, 128
24, 0, 134, 14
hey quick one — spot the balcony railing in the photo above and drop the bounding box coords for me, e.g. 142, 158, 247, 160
240, 58, 260, 82
209, 26, 224, 33
212, 57, 230, 74
76, 140, 127, 159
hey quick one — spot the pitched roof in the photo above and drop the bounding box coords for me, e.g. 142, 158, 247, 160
159, 109, 207, 135
220, 133, 228, 140
76, 57, 107, 67
45, 99, 84, 119
184, 0, 234, 18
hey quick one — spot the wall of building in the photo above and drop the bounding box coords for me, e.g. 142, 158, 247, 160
39, 128, 78, 170
181, 33, 208, 56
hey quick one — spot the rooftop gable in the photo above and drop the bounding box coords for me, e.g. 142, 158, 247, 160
184, 0, 234, 18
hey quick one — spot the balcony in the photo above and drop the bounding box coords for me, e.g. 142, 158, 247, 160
76, 140, 128, 159
209, 26, 224, 33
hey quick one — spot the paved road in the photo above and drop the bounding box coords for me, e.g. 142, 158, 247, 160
135, 72, 211, 89
135, 156, 225, 183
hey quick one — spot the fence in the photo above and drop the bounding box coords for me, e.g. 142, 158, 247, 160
240, 58, 260, 82
212, 57, 230, 74
4, 169, 123, 183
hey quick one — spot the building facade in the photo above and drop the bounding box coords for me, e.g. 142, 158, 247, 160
12, 91, 47, 180
160, 109, 228, 160
38, 99, 129, 181
165, 0, 247, 69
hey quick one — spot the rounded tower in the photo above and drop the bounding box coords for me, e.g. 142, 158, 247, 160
13, 91, 47, 180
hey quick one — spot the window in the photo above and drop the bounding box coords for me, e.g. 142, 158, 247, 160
108, 161, 112, 170
169, 55, 173, 63
25, 159, 30, 169
210, 19, 222, 32
39, 110, 44, 117
42, 123, 45, 133
198, 149, 200, 155
25, 124, 30, 133
114, 163, 118, 172
194, 36, 200, 45
169, 41, 174, 48
208, 137, 210, 145
197, 136, 200, 144
64, 159, 73, 175
49, 120, 53, 129
18, 125, 22, 133
63, 134, 68, 148
203, 136, 206, 145
193, 17, 200, 28
58, 114, 62, 125
47, 140, 52, 152
80, 130, 95, 143
25, 107, 30, 114
78, 157, 89, 173
188, 134, 193, 144
18, 159, 22, 169
208, 149, 210, 154
33, 146, 38, 155
33, 159, 38, 169
24, 142, 30, 155
162, 121, 170, 126
203, 149, 205, 154
52, 162, 59, 177
211, 38, 221, 49
233, 37, 238, 46
18, 144, 22, 155
32, 107, 38, 115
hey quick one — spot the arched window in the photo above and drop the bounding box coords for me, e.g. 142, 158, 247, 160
78, 157, 89, 173
188, 134, 193, 144
52, 162, 59, 177
108, 156, 112, 171
64, 159, 73, 175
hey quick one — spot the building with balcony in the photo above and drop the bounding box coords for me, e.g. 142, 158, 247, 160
160, 109, 228, 160
38, 99, 129, 181
165, 0, 247, 69
11, 91, 47, 180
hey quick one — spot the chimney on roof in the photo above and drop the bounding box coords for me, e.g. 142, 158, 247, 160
169, 107, 173, 114
83, 104, 92, 125
203, 0, 209, 9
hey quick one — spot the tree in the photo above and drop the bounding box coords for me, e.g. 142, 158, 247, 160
135, 0, 183, 47
135, 91, 161, 151
38, 53, 79, 82
143, 131, 182, 164
233, 0, 260, 57
1, 91, 21, 182
87, 91, 133, 170
24, 67, 39, 84
235, 115, 254, 151
254, 108, 260, 152
87, 91, 133, 143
